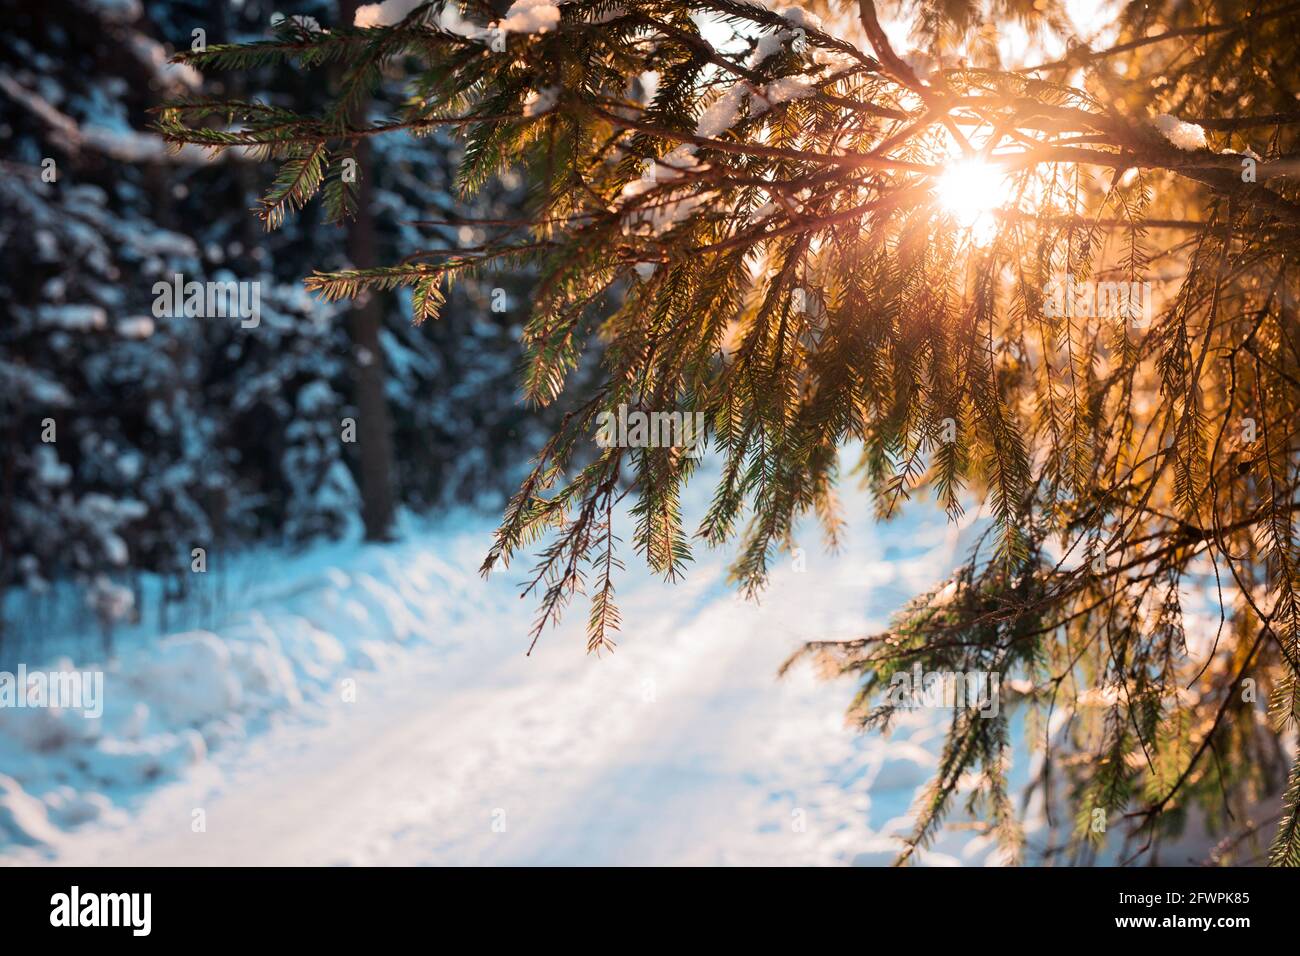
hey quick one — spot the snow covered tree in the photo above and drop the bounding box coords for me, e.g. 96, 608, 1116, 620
0, 0, 227, 645
159, 0, 1300, 864
1, 0, 549, 647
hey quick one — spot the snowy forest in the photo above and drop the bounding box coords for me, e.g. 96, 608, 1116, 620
2, 0, 1300, 872
0, 0, 568, 648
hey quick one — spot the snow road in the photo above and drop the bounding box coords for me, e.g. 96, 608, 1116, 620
2, 500, 998, 867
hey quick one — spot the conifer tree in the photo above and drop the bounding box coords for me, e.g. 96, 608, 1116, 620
159, 0, 1300, 864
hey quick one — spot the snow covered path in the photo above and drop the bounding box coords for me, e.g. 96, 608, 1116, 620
2, 499, 996, 867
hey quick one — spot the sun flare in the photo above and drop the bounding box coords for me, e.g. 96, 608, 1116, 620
934, 159, 1016, 245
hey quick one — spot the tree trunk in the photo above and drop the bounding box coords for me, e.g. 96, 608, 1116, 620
338, 0, 396, 541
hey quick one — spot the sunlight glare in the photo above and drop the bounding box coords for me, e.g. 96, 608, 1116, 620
934, 159, 1014, 246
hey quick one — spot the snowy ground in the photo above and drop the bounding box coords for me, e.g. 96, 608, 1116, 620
0, 483, 1018, 866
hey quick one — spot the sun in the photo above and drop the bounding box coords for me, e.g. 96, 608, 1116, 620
934, 159, 1016, 245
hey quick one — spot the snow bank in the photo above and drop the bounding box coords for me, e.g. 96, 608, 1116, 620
0, 524, 474, 852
